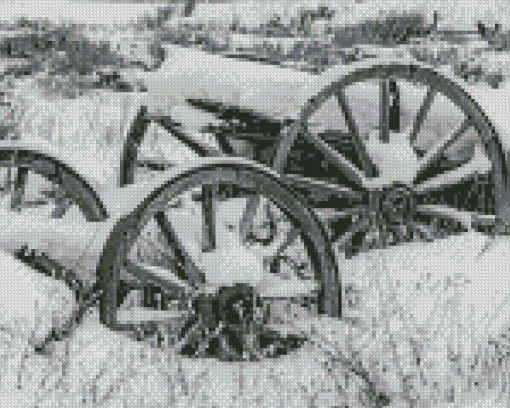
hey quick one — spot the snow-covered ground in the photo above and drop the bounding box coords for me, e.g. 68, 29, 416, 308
2, 231, 510, 405
0, 253, 365, 406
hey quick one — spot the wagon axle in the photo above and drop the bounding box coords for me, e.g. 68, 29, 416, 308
179, 283, 307, 361
126, 281, 309, 361
365, 182, 416, 223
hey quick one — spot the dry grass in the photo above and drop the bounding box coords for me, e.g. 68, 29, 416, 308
0, 281, 369, 406
3, 234, 510, 406
337, 235, 510, 407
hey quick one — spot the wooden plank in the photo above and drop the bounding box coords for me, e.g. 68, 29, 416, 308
119, 106, 151, 187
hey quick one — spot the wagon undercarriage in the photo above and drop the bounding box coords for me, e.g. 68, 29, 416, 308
136, 58, 504, 259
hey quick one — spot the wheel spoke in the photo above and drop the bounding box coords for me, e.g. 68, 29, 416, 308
376, 225, 393, 247
416, 205, 472, 240
414, 224, 434, 242
325, 207, 365, 219
379, 79, 400, 142
281, 173, 365, 202
201, 185, 216, 252
336, 89, 379, 178
305, 127, 368, 189
154, 211, 206, 290
120, 106, 151, 187
388, 80, 401, 133
415, 172, 495, 215
22, 199, 51, 208
49, 187, 73, 218
414, 149, 488, 198
413, 118, 472, 186
416, 204, 474, 231
379, 79, 390, 143
6, 166, 14, 192
264, 227, 301, 274
336, 217, 371, 255
117, 303, 189, 327
239, 194, 262, 244
10, 167, 28, 211
409, 87, 436, 154
359, 227, 379, 252
123, 259, 193, 303
239, 195, 277, 245
51, 199, 72, 219
239, 205, 300, 261
470, 214, 499, 234
272, 122, 302, 173
315, 207, 364, 224
392, 224, 408, 245
0, 167, 12, 195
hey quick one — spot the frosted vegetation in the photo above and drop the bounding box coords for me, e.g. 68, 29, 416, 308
1, 1, 510, 406
1, 0, 509, 97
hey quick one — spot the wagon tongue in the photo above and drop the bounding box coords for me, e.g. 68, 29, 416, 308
179, 283, 307, 362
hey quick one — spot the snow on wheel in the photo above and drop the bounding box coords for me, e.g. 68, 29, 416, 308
273, 62, 509, 258
97, 159, 338, 362
0, 145, 110, 268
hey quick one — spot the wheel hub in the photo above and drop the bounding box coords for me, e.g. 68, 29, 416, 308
183, 283, 306, 361
216, 283, 267, 331
191, 283, 267, 332
367, 182, 416, 224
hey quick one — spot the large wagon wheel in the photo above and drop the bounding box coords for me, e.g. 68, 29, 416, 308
98, 159, 338, 361
272, 63, 509, 258
0, 148, 107, 222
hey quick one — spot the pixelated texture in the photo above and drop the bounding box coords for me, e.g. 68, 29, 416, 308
1, 1, 510, 406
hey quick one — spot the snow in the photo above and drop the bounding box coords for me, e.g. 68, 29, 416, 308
339, 231, 510, 403
0, 251, 74, 344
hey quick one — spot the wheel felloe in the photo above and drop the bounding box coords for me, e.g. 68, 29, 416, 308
0, 148, 107, 221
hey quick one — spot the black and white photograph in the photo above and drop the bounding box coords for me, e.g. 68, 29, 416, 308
0, 0, 510, 406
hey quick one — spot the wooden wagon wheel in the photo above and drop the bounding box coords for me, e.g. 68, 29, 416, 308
97, 159, 339, 361
0, 148, 107, 222
271, 63, 509, 258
